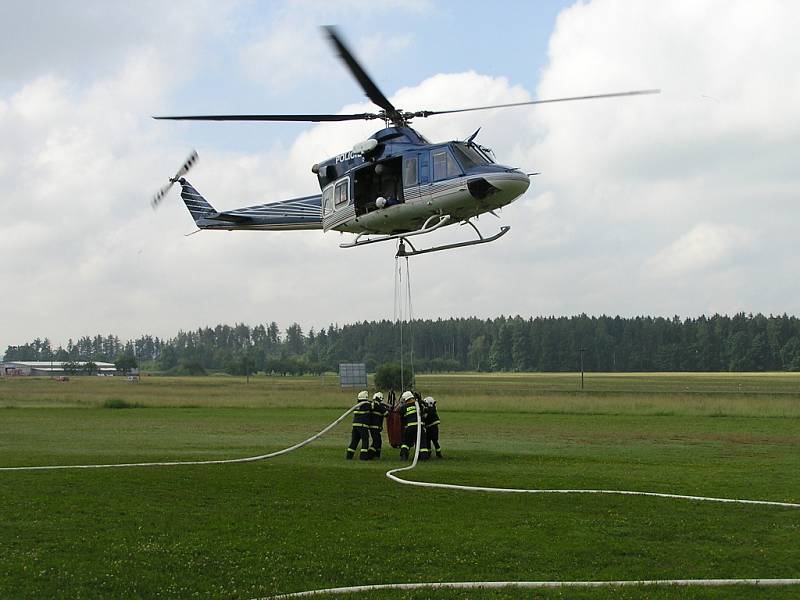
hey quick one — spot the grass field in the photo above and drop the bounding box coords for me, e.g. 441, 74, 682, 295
0, 373, 798, 599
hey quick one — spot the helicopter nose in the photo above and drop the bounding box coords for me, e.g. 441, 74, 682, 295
491, 171, 530, 199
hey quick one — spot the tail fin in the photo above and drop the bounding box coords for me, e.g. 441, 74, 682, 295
178, 178, 215, 221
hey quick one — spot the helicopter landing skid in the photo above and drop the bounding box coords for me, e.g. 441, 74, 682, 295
396, 220, 510, 257
339, 214, 452, 249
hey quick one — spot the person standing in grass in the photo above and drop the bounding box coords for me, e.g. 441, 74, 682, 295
368, 391, 390, 459
399, 391, 429, 461
346, 390, 372, 460
423, 396, 442, 458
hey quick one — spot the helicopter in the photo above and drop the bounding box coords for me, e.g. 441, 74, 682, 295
153, 26, 658, 257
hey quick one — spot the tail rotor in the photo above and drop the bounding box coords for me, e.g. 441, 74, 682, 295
151, 150, 198, 209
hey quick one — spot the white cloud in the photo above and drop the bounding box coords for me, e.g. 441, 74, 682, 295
507, 0, 800, 318
237, 1, 430, 92
0, 1, 236, 84
2, 0, 800, 352
646, 223, 755, 277
239, 27, 330, 91
240, 27, 416, 92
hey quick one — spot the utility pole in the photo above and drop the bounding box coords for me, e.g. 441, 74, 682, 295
579, 347, 587, 390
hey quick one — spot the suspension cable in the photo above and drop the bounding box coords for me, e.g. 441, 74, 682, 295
395, 255, 404, 391
405, 256, 415, 381
394, 251, 416, 393
393, 254, 400, 323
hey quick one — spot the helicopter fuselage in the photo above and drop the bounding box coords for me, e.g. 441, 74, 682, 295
186, 125, 530, 240
316, 126, 530, 235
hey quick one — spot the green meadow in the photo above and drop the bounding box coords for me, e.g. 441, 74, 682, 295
0, 373, 798, 599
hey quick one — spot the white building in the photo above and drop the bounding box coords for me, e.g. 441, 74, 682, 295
0, 361, 119, 377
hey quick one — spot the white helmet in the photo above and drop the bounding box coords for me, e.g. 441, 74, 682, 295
373, 392, 384, 401
357, 390, 369, 400
423, 396, 435, 406
400, 390, 415, 401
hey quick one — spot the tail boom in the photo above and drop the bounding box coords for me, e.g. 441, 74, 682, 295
178, 179, 322, 231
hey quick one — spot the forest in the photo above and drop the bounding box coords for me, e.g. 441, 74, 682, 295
5, 313, 800, 374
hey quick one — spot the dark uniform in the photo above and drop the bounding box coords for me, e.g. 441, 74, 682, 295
400, 398, 429, 460
346, 398, 372, 460
368, 398, 390, 459
423, 400, 442, 458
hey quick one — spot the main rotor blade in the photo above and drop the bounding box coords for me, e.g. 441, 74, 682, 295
412, 89, 661, 118
323, 25, 397, 117
153, 113, 379, 122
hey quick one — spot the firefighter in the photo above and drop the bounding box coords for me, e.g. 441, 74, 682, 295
414, 392, 430, 461
423, 396, 442, 458
367, 391, 390, 459
399, 391, 429, 461
346, 390, 371, 460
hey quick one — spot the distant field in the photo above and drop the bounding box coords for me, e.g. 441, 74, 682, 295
0, 373, 798, 598
2, 371, 800, 415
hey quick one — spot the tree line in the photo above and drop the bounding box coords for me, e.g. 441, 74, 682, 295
4, 313, 800, 374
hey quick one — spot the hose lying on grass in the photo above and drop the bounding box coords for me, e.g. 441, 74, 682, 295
2, 401, 798, 510
266, 401, 800, 599
387, 402, 800, 509
0, 404, 359, 471
3, 402, 798, 597
265, 578, 800, 598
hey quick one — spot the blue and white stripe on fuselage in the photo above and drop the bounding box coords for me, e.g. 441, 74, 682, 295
336, 170, 529, 235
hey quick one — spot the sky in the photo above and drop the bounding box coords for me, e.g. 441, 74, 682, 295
2, 0, 799, 350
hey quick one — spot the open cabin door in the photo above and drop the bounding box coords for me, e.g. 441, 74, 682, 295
352, 157, 405, 216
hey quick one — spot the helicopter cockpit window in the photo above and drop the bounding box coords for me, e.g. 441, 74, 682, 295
322, 186, 334, 216
452, 143, 491, 169
432, 150, 461, 181
403, 157, 418, 186
334, 179, 349, 207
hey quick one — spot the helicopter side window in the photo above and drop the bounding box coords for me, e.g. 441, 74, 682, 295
403, 157, 418, 186
322, 186, 334, 216
334, 179, 349, 207
432, 150, 461, 181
